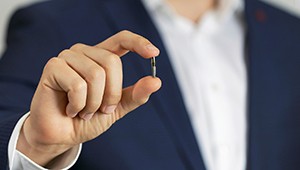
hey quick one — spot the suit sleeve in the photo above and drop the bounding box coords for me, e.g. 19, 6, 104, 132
0, 5, 67, 169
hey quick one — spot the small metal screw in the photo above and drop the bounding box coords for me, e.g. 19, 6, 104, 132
151, 57, 156, 78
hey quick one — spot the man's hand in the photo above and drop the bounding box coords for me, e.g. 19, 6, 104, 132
16, 30, 162, 167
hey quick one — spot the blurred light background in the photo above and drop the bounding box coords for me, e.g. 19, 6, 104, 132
0, 0, 43, 56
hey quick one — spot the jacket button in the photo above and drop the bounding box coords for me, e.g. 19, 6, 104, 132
255, 9, 267, 22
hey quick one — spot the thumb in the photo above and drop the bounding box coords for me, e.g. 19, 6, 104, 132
117, 76, 162, 116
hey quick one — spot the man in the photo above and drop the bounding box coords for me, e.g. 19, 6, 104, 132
1, 0, 300, 169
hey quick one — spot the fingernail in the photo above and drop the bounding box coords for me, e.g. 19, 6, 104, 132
103, 105, 117, 114
146, 44, 160, 56
67, 112, 77, 118
82, 113, 93, 121
66, 106, 78, 118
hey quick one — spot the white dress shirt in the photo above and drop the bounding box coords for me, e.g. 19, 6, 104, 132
8, 113, 82, 169
142, 0, 247, 170
8, 0, 247, 169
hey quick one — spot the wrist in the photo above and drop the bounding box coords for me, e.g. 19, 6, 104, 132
16, 116, 73, 167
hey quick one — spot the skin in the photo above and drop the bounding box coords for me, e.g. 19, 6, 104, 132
166, 0, 216, 23
17, 31, 161, 167
16, 0, 215, 168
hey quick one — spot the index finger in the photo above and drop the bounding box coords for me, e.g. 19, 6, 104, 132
95, 30, 160, 58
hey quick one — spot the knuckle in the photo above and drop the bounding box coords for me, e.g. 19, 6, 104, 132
86, 66, 105, 82
136, 35, 149, 46
136, 35, 145, 42
45, 57, 60, 67
71, 79, 87, 94
118, 30, 132, 36
44, 57, 62, 71
70, 43, 86, 51
105, 54, 122, 67
58, 49, 71, 58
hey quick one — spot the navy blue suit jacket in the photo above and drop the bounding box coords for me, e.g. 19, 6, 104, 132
1, 0, 300, 169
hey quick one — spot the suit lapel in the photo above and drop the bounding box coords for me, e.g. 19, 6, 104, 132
245, 0, 300, 169
100, 0, 206, 169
